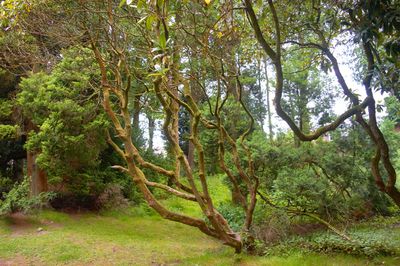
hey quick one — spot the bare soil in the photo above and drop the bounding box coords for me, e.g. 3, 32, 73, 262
0, 255, 33, 266
3, 212, 61, 237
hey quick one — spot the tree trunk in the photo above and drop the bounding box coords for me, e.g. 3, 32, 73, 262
148, 115, 155, 152
231, 187, 245, 206
223, 0, 239, 100
167, 40, 181, 186
133, 93, 141, 134
27, 151, 48, 196
187, 140, 195, 169
171, 92, 180, 181
264, 57, 273, 141
387, 186, 400, 208
26, 121, 48, 196
187, 74, 203, 169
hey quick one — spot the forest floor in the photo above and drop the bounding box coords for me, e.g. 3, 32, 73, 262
1, 208, 400, 265
1, 176, 400, 265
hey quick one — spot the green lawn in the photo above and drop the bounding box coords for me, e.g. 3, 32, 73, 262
1, 207, 400, 265
1, 175, 399, 265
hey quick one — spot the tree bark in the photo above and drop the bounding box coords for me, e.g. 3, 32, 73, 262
264, 57, 274, 141
386, 187, 400, 207
148, 115, 155, 152
26, 121, 48, 196
27, 151, 48, 196
133, 93, 141, 134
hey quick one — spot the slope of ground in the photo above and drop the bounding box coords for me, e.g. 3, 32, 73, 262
0, 207, 400, 266
1, 175, 400, 265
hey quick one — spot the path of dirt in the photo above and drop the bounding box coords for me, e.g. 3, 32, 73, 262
0, 255, 42, 266
7, 213, 36, 236
3, 212, 62, 237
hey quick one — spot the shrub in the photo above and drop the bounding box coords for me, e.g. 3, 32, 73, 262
0, 176, 55, 215
308, 232, 398, 257
96, 184, 129, 210
0, 174, 13, 198
217, 201, 245, 232
252, 206, 292, 244
262, 222, 400, 258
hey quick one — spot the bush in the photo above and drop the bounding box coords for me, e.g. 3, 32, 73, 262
0, 174, 14, 197
262, 220, 400, 258
309, 232, 398, 257
0, 176, 55, 215
217, 201, 245, 232
252, 206, 292, 244
96, 184, 129, 210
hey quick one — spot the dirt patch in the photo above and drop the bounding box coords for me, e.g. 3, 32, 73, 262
0, 255, 35, 266
3, 212, 62, 236
5, 213, 36, 236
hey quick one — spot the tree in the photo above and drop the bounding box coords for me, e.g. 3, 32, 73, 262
243, 0, 400, 207
0, 69, 24, 198
80, 0, 261, 251
17, 47, 110, 199
2, 0, 399, 254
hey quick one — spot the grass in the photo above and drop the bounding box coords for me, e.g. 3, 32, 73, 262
1, 175, 400, 265
0, 218, 11, 234
161, 174, 231, 218
1, 208, 400, 265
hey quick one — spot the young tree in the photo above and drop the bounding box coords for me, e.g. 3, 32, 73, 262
17, 47, 109, 198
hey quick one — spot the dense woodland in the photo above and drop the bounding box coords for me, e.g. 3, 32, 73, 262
1, 0, 400, 260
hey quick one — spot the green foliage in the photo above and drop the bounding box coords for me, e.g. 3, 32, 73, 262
272, 164, 336, 213
1, 0, 400, 258
199, 95, 257, 174
0, 174, 13, 196
263, 214, 400, 258
385, 96, 400, 124
258, 126, 391, 219
14, 47, 136, 208
0, 99, 12, 119
17, 46, 110, 192
309, 232, 398, 257
0, 0, 31, 28
342, 0, 400, 98
0, 124, 18, 140
0, 176, 55, 216
217, 202, 245, 232
381, 97, 400, 190
282, 46, 338, 130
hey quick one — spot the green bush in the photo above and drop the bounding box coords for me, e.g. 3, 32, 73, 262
0, 176, 55, 215
309, 232, 398, 257
0, 124, 19, 140
0, 174, 14, 198
217, 201, 245, 232
262, 220, 400, 258
252, 206, 292, 243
